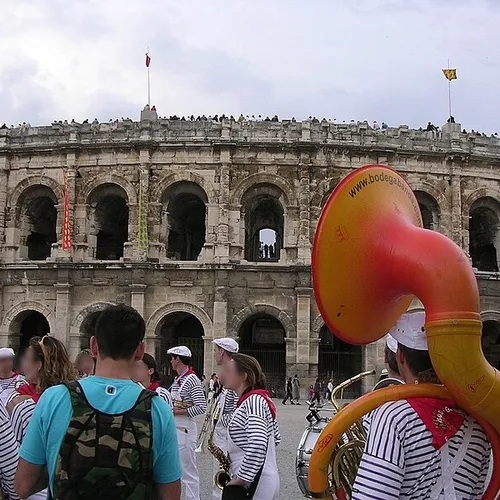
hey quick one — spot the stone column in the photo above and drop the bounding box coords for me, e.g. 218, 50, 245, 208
450, 164, 463, 248
215, 161, 230, 262
0, 155, 9, 250
295, 287, 312, 379
54, 283, 72, 344
297, 164, 311, 263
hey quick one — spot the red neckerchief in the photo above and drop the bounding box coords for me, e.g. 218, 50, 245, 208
237, 389, 277, 420
17, 383, 41, 403
407, 397, 466, 450
176, 367, 195, 386
147, 381, 159, 391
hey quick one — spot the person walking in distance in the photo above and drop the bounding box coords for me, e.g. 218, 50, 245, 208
168, 346, 207, 500
326, 379, 334, 402
15, 304, 182, 500
282, 377, 295, 405
292, 374, 301, 404
211, 337, 239, 500
312, 378, 322, 404
221, 354, 280, 500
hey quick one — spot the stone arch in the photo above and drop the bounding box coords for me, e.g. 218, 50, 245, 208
413, 190, 441, 230
230, 173, 297, 206
227, 304, 295, 339
8, 176, 64, 208
311, 314, 325, 339
146, 302, 213, 338
463, 188, 500, 218
150, 172, 215, 205
70, 301, 116, 333
409, 181, 448, 212
77, 173, 138, 205
0, 301, 55, 334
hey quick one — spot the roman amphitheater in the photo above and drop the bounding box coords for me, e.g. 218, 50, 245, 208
0, 111, 499, 395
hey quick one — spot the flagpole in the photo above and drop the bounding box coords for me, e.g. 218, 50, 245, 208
147, 46, 151, 107
447, 58, 452, 119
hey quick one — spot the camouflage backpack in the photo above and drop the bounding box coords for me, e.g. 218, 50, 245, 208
51, 380, 157, 500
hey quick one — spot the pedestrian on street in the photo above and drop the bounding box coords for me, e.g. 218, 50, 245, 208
292, 374, 301, 404
312, 379, 321, 404
326, 379, 334, 402
282, 377, 294, 405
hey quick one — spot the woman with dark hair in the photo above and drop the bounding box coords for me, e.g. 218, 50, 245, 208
75, 349, 95, 378
222, 353, 280, 500
7, 335, 78, 500
133, 353, 172, 407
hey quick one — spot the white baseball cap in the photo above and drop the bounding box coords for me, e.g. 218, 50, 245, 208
385, 334, 398, 354
167, 346, 192, 357
213, 338, 239, 353
388, 310, 428, 351
0, 348, 14, 359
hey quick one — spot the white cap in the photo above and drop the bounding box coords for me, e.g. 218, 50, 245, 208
388, 310, 428, 351
386, 334, 398, 354
213, 338, 239, 353
0, 348, 14, 359
167, 346, 192, 357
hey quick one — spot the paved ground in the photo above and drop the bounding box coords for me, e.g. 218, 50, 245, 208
196, 399, 332, 500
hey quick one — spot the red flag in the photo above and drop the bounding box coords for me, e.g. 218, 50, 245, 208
62, 170, 72, 251
146, 53, 151, 67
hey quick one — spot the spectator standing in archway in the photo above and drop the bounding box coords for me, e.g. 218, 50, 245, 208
292, 374, 301, 404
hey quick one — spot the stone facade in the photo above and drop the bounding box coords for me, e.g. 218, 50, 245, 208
0, 117, 499, 395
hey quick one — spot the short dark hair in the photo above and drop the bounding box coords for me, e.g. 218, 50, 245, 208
95, 304, 145, 360
172, 354, 192, 366
142, 353, 159, 382
384, 345, 400, 375
398, 344, 439, 383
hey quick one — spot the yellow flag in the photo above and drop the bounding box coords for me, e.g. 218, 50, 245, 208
442, 69, 457, 81
138, 176, 148, 250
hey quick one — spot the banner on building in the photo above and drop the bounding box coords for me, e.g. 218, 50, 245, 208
138, 175, 149, 250
62, 170, 72, 251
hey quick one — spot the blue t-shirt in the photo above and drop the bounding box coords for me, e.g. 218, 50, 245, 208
19, 376, 181, 493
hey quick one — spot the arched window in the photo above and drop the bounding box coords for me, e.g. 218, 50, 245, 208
88, 184, 129, 260
242, 184, 285, 262
414, 191, 440, 231
156, 312, 205, 381
238, 313, 286, 396
318, 325, 362, 398
18, 186, 57, 260
469, 197, 500, 272
162, 182, 207, 261
482, 320, 500, 369
8, 310, 50, 359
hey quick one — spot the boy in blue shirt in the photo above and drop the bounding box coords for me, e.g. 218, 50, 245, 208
15, 304, 181, 500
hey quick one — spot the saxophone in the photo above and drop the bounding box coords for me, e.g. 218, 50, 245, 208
207, 404, 231, 489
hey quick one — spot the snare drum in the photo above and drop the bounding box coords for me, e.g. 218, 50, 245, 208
296, 418, 330, 497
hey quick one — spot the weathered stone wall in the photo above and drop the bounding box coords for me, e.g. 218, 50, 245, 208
0, 117, 499, 393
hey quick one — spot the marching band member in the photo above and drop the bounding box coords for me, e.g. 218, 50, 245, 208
0, 348, 24, 409
352, 311, 492, 499
168, 346, 207, 500
222, 353, 280, 500
372, 333, 404, 391
74, 348, 95, 378
211, 338, 239, 500
133, 353, 172, 407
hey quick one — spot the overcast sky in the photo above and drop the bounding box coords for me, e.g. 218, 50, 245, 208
1, 0, 498, 132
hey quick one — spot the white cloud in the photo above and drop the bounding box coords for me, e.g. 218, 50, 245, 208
0, 0, 499, 132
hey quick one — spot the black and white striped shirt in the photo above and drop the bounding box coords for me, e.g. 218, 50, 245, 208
169, 372, 206, 418
0, 374, 25, 408
0, 404, 20, 499
155, 386, 172, 408
228, 394, 280, 483
10, 398, 36, 444
352, 400, 491, 499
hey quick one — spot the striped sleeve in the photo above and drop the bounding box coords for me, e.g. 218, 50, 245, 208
0, 405, 20, 500
352, 403, 404, 500
222, 389, 237, 415
234, 395, 270, 483
156, 387, 173, 408
182, 375, 207, 418
10, 398, 36, 444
